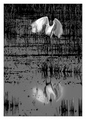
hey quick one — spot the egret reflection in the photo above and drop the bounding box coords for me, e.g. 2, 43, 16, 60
31, 83, 64, 105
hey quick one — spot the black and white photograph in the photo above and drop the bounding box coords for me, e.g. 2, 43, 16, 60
4, 4, 82, 116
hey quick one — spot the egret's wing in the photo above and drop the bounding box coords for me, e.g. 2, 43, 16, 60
32, 87, 49, 104
52, 18, 63, 38
31, 16, 48, 33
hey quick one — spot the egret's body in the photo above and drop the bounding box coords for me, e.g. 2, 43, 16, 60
31, 16, 63, 38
